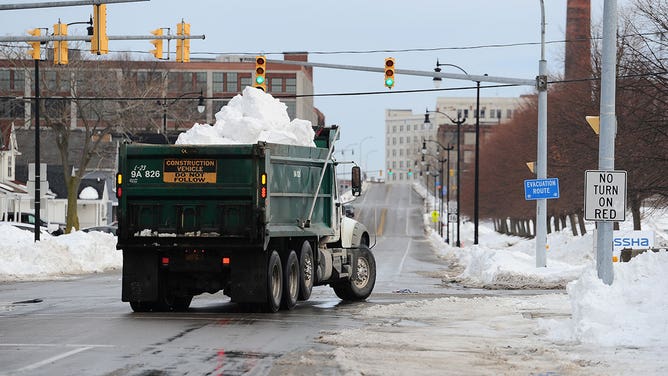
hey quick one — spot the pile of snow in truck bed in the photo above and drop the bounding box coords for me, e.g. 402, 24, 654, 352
176, 87, 316, 147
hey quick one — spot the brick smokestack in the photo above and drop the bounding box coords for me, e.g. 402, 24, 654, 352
565, 0, 591, 80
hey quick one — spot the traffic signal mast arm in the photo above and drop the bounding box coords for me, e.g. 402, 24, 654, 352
265, 59, 535, 87
3, 33, 205, 43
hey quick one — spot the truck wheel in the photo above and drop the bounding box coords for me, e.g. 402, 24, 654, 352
298, 241, 314, 301
129, 301, 154, 312
172, 295, 193, 311
265, 251, 283, 313
282, 251, 299, 310
333, 245, 376, 301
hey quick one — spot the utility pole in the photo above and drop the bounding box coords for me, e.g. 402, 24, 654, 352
596, 0, 618, 285
535, 0, 548, 268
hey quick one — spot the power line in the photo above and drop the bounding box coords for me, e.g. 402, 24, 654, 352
4, 71, 666, 102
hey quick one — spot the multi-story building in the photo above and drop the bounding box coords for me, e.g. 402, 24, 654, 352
385, 96, 523, 186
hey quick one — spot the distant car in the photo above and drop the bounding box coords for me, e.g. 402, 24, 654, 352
1, 212, 64, 235
343, 204, 355, 218
81, 223, 117, 236
0, 221, 52, 236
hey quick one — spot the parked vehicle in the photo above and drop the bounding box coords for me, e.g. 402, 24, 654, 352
81, 222, 118, 236
116, 126, 375, 312
0, 221, 52, 236
1, 212, 64, 235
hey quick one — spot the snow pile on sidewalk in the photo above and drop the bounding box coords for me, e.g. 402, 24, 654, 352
0, 223, 121, 281
176, 86, 315, 147
542, 249, 668, 347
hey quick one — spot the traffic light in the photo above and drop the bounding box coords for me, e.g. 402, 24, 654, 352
384, 57, 395, 89
26, 28, 41, 60
53, 22, 68, 65
176, 20, 190, 63
254, 55, 267, 91
150, 28, 163, 59
91, 4, 108, 55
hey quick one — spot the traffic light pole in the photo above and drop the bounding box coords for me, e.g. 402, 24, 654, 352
0, 0, 149, 11
33, 58, 41, 241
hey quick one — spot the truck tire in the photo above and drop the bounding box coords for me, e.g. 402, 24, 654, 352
281, 251, 299, 310
265, 251, 283, 313
129, 301, 155, 312
333, 245, 376, 301
298, 241, 314, 301
172, 295, 193, 311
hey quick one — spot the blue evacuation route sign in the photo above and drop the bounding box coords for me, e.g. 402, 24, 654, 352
524, 178, 560, 200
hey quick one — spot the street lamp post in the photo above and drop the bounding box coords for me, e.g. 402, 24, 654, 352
161, 89, 206, 138
421, 153, 448, 240
424, 109, 464, 247
433, 60, 483, 245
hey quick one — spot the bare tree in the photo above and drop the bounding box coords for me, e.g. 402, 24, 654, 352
7, 47, 167, 231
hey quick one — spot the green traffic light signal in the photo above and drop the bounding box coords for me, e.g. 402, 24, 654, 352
255, 76, 265, 84
385, 78, 394, 87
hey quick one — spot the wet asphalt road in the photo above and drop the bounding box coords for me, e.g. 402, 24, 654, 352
0, 183, 456, 375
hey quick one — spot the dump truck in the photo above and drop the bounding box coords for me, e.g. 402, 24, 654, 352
115, 126, 375, 312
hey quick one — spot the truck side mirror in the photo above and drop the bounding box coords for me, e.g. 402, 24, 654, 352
351, 166, 361, 196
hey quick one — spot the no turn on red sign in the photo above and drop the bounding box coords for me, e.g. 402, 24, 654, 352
584, 170, 627, 221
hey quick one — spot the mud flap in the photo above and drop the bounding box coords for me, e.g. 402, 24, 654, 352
228, 252, 267, 303
122, 250, 159, 302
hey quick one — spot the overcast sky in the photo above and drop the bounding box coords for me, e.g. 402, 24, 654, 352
2, 0, 627, 173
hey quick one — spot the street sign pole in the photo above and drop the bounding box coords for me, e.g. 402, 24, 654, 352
596, 0, 619, 285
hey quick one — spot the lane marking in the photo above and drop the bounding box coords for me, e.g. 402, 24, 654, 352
397, 238, 412, 275
376, 208, 387, 237
12, 346, 95, 373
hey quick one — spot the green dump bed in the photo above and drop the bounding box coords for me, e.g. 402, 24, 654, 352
116, 141, 335, 251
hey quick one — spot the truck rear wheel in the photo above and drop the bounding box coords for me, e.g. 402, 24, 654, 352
265, 251, 283, 313
281, 251, 299, 310
298, 241, 314, 301
333, 245, 376, 301
129, 301, 155, 312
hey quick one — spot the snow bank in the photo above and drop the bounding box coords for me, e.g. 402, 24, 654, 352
541, 250, 668, 347
176, 87, 315, 147
0, 223, 121, 281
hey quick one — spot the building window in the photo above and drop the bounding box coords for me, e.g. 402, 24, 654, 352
0, 70, 9, 90
0, 98, 23, 119
240, 76, 251, 89
168, 72, 180, 91
506, 109, 513, 118
284, 100, 296, 119
463, 109, 469, 118
212, 72, 224, 92
195, 72, 207, 91
212, 99, 228, 112
400, 125, 404, 132
226, 72, 238, 92
286, 78, 296, 93
480, 108, 486, 118
270, 77, 283, 92
13, 70, 25, 91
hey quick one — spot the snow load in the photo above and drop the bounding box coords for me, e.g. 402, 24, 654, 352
176, 87, 316, 147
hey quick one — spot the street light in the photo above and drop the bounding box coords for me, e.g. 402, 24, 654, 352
160, 89, 206, 138
433, 60, 484, 245
421, 152, 449, 241
425, 109, 465, 247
